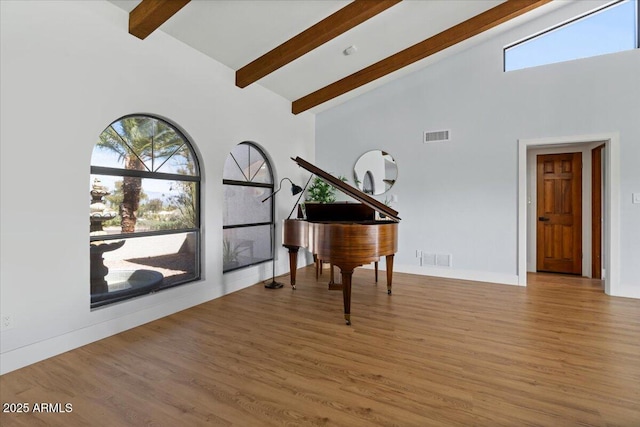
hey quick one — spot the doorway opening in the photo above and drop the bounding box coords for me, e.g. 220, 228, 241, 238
518, 133, 621, 295
535, 152, 583, 276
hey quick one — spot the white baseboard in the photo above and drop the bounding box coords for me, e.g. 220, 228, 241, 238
363, 262, 520, 286
6, 264, 632, 375
1, 292, 202, 375
608, 283, 640, 299
0, 278, 258, 375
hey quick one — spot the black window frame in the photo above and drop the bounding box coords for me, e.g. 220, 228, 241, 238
222, 142, 275, 273
90, 114, 201, 307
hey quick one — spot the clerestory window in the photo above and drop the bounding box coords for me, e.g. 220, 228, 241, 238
90, 115, 201, 308
505, 0, 638, 72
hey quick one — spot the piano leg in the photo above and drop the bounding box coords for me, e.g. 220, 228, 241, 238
374, 261, 378, 283
386, 255, 394, 295
327, 263, 343, 290
329, 263, 335, 287
284, 245, 299, 289
341, 268, 353, 325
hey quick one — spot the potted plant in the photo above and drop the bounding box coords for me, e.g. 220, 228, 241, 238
305, 175, 348, 203
301, 175, 348, 218
223, 238, 241, 270
379, 196, 393, 219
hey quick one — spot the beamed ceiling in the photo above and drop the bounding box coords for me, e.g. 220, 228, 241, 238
111, 0, 570, 114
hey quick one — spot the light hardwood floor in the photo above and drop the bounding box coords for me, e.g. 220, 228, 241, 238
1, 267, 639, 426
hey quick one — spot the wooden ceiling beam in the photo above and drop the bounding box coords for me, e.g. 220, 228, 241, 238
236, 0, 402, 88
129, 0, 191, 40
292, 0, 552, 114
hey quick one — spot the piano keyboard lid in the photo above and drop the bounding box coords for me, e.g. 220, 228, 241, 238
291, 156, 401, 222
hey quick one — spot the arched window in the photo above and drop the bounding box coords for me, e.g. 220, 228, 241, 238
90, 115, 201, 308
222, 142, 274, 272
363, 170, 375, 195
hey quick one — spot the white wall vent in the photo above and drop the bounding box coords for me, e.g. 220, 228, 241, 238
422, 253, 436, 266
423, 129, 451, 143
436, 254, 452, 267
421, 253, 452, 267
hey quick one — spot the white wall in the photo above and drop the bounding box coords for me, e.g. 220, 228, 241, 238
0, 1, 314, 374
316, 1, 640, 296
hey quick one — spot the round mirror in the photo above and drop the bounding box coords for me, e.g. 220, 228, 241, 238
353, 150, 397, 195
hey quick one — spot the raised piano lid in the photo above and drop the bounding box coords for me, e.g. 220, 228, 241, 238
291, 156, 401, 222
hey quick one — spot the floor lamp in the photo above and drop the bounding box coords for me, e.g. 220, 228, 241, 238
262, 177, 303, 289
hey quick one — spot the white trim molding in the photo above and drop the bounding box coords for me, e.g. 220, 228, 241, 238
518, 133, 620, 295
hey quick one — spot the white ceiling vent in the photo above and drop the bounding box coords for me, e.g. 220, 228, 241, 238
423, 129, 451, 144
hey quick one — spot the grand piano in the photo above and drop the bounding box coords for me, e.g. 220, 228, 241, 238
283, 157, 400, 325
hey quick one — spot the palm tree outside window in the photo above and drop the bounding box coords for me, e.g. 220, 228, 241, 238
90, 115, 201, 308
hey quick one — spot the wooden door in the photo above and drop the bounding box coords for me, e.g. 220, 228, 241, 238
536, 153, 582, 275
591, 145, 604, 279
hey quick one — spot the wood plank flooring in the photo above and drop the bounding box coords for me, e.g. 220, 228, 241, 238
1, 268, 639, 426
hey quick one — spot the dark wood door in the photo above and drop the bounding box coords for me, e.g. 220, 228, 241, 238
536, 153, 582, 275
591, 144, 604, 279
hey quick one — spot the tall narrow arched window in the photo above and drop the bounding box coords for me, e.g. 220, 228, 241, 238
90, 115, 201, 308
222, 142, 274, 272
363, 170, 375, 195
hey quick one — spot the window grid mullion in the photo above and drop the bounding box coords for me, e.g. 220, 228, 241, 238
91, 114, 201, 307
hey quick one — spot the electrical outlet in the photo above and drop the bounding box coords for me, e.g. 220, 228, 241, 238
1, 314, 15, 331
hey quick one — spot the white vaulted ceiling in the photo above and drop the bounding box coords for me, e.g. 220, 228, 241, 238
110, 0, 570, 114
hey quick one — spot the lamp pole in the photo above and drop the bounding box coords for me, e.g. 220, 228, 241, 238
262, 177, 302, 289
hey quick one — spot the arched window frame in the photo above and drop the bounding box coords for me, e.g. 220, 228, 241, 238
222, 142, 275, 273
90, 114, 201, 308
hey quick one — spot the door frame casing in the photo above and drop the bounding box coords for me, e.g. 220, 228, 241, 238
518, 133, 620, 295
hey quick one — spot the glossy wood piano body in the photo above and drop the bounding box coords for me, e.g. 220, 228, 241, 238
283, 157, 400, 325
